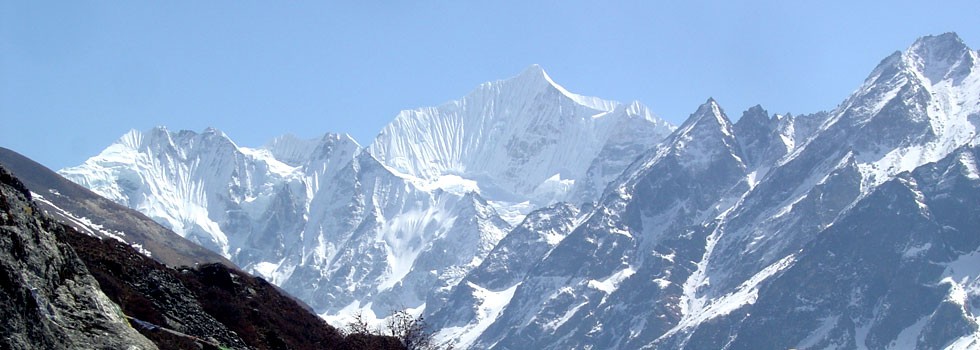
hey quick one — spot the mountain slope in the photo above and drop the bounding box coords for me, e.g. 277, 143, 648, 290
467, 98, 751, 349
701, 31, 980, 300
277, 152, 511, 317
428, 202, 582, 348
436, 33, 980, 349
0, 165, 157, 349
665, 145, 980, 349
65, 227, 404, 350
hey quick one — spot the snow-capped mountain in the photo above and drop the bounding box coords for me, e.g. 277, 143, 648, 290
426, 32, 980, 349
660, 144, 980, 349
59, 66, 673, 323
460, 97, 753, 349
368, 65, 673, 218
59, 32, 980, 349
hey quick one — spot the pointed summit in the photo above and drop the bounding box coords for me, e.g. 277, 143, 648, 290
668, 98, 739, 153
505, 64, 554, 91
368, 64, 672, 206
516, 63, 548, 79
661, 98, 744, 170
498, 65, 618, 112
682, 98, 732, 131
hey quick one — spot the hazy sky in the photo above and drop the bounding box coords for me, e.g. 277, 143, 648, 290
3, 1, 979, 170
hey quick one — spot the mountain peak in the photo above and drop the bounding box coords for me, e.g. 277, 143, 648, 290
517, 63, 548, 79
692, 98, 726, 124
905, 32, 975, 83
504, 64, 553, 90
265, 132, 361, 167
669, 98, 736, 144
910, 32, 968, 54
499, 65, 618, 112
201, 127, 232, 140
736, 105, 771, 128
510, 64, 564, 91
121, 127, 239, 157
672, 98, 737, 144
745, 104, 767, 115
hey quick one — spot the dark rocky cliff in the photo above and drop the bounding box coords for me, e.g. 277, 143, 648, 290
0, 165, 157, 349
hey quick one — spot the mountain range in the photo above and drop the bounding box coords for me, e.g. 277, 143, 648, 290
47, 32, 980, 349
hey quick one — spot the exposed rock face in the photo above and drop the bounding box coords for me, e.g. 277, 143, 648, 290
63, 230, 252, 349
0, 165, 157, 349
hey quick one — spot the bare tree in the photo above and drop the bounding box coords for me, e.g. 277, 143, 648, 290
344, 310, 454, 350
344, 312, 373, 336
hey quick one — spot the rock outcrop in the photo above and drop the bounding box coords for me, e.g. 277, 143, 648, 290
0, 165, 157, 349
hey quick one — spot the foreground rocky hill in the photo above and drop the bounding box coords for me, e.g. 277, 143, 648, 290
0, 165, 156, 349
64, 219, 406, 350
0, 163, 406, 349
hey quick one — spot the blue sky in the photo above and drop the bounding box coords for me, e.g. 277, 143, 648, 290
2, 1, 979, 170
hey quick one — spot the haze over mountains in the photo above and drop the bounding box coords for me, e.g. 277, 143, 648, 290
53, 33, 980, 349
